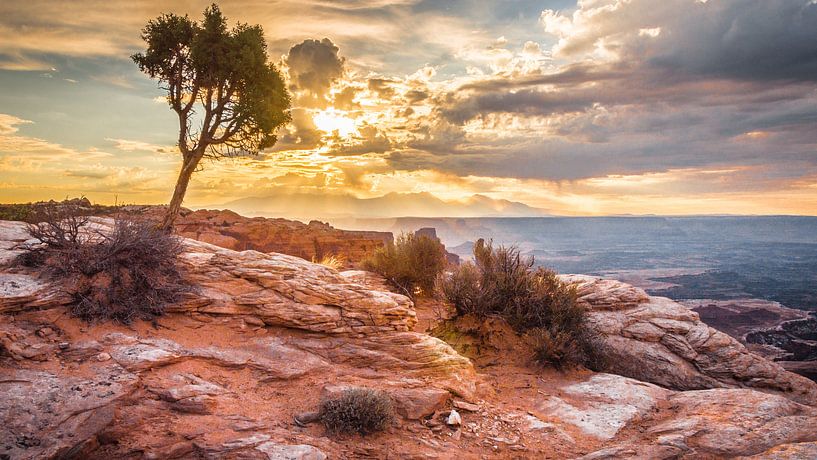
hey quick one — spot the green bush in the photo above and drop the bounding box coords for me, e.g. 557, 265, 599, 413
440, 238, 598, 368
320, 388, 394, 436
363, 233, 447, 298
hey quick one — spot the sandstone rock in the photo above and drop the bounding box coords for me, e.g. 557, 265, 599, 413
0, 365, 138, 460
0, 220, 35, 264
255, 441, 327, 460
739, 442, 817, 459
296, 332, 476, 398
534, 373, 669, 440
453, 400, 480, 412
579, 384, 817, 458
180, 238, 418, 335
392, 388, 451, 420
560, 274, 817, 405
0, 272, 72, 314
106, 333, 331, 380
174, 209, 392, 264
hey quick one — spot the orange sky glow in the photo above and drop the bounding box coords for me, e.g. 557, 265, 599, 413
1, 0, 816, 217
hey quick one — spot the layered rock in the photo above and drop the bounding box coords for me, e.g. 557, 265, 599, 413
0, 365, 139, 459
4, 218, 817, 458
540, 374, 817, 459
561, 274, 817, 405
0, 219, 479, 458
174, 209, 392, 264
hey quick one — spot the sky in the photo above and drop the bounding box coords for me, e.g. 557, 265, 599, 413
1, 0, 817, 216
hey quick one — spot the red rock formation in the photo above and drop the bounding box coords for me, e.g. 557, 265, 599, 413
174, 209, 392, 265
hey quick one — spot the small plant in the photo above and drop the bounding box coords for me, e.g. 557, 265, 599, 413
440, 239, 597, 368
313, 254, 345, 270
319, 388, 394, 436
19, 203, 189, 323
363, 233, 447, 298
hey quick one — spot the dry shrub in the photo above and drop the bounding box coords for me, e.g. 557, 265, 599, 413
363, 233, 447, 298
313, 254, 345, 270
440, 238, 599, 369
320, 388, 394, 435
20, 204, 189, 323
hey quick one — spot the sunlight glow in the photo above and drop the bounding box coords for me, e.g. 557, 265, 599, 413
313, 109, 357, 137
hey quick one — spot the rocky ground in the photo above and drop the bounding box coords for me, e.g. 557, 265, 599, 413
2, 219, 817, 459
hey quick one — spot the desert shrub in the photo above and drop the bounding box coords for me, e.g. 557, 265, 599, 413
440, 238, 597, 368
24, 201, 89, 249
20, 207, 189, 323
0, 203, 35, 222
320, 388, 394, 435
363, 233, 447, 298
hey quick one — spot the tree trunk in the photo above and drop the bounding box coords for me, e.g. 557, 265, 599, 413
161, 157, 198, 231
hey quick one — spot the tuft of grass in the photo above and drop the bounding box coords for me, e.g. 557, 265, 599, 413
363, 233, 448, 298
440, 238, 599, 369
320, 388, 394, 436
313, 254, 345, 270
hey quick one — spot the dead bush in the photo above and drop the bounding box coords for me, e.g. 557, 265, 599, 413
20, 207, 189, 323
363, 233, 447, 298
24, 200, 89, 250
320, 388, 394, 436
440, 238, 598, 368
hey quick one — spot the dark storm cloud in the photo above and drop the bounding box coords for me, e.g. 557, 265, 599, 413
645, 0, 817, 82
405, 0, 817, 185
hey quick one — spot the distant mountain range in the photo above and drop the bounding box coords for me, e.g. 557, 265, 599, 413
217, 191, 549, 220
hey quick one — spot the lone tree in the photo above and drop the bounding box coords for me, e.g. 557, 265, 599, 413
133, 4, 290, 230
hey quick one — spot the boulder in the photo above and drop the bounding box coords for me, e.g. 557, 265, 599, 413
577, 382, 817, 458
561, 274, 817, 405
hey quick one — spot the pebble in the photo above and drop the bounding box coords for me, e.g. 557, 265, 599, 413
96, 352, 111, 362
58, 342, 70, 350
447, 409, 462, 426
453, 400, 480, 412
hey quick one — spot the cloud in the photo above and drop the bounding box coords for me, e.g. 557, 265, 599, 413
329, 124, 391, 156
286, 38, 346, 107
107, 138, 176, 154
541, 0, 817, 82
272, 108, 325, 150
0, 113, 111, 161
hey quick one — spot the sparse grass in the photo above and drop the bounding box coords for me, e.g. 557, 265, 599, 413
19, 203, 190, 323
313, 254, 346, 270
363, 233, 448, 298
320, 388, 394, 436
440, 238, 600, 369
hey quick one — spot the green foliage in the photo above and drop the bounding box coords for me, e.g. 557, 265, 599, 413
363, 233, 448, 298
320, 388, 394, 436
132, 3, 291, 228
132, 3, 290, 156
440, 239, 597, 368
0, 203, 34, 222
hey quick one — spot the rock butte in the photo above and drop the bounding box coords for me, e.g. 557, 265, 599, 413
1, 218, 816, 459
174, 209, 393, 265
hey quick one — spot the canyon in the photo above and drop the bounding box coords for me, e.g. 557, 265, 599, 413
2, 218, 817, 458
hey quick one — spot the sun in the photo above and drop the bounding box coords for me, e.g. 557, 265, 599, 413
313, 109, 357, 137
